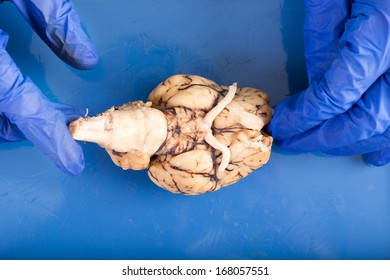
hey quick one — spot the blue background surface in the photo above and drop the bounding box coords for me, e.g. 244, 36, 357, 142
0, 0, 389, 260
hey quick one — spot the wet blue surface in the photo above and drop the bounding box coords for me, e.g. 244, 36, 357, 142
0, 0, 389, 260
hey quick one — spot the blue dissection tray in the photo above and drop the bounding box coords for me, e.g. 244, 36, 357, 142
0, 0, 389, 260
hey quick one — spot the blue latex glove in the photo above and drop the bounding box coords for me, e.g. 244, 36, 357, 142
267, 0, 390, 166
0, 0, 99, 174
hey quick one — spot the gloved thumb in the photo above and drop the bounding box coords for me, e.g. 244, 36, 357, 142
0, 42, 85, 175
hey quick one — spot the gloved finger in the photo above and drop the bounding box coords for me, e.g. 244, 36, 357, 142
0, 115, 27, 143
366, 147, 390, 166
11, 0, 99, 70
304, 0, 351, 83
323, 127, 390, 156
271, 72, 390, 151
0, 45, 84, 175
49, 101, 86, 124
269, 2, 390, 140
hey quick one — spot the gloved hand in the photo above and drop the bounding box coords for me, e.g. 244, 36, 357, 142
267, 0, 390, 166
0, 0, 99, 175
